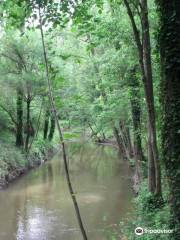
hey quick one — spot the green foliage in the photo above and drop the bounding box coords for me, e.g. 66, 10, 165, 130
0, 1, 178, 239
0, 143, 25, 177
119, 181, 171, 240
63, 132, 81, 140
31, 137, 53, 154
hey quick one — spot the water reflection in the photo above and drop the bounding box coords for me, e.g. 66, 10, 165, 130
0, 142, 132, 240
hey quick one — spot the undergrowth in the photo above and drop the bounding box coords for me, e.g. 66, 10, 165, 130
119, 180, 171, 240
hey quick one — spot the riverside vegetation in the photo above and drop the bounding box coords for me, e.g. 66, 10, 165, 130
0, 0, 180, 240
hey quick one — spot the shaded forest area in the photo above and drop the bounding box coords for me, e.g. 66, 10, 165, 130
0, 0, 180, 240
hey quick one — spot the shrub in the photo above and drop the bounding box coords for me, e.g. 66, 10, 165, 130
119, 181, 171, 240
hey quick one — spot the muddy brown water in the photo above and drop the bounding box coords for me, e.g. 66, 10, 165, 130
0, 142, 133, 240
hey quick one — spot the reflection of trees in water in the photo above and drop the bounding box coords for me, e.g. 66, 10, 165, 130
47, 164, 53, 182
42, 165, 48, 183
65, 143, 120, 181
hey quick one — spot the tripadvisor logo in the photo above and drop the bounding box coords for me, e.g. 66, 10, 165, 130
134, 227, 173, 235
135, 227, 144, 235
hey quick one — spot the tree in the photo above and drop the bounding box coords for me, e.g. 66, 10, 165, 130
129, 65, 144, 193
157, 0, 180, 238
43, 108, 50, 140
123, 0, 162, 198
16, 87, 24, 147
48, 113, 55, 141
0, 31, 45, 149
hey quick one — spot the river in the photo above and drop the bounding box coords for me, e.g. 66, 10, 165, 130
0, 142, 133, 240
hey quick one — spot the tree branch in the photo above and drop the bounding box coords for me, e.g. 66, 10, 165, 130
0, 104, 17, 126
123, 0, 146, 83
123, 0, 143, 56
0, 53, 18, 63
38, 6, 88, 240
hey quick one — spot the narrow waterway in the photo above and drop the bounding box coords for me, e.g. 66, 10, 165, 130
0, 142, 133, 240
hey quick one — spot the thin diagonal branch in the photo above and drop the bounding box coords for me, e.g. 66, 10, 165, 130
38, 6, 88, 240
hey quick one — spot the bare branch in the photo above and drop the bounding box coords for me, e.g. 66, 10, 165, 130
123, 0, 143, 55
123, 0, 146, 84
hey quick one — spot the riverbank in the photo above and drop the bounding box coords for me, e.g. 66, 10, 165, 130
0, 137, 59, 189
0, 130, 91, 189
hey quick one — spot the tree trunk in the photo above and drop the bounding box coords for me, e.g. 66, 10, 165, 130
157, 0, 180, 237
129, 66, 144, 193
129, 66, 144, 162
39, 7, 88, 239
48, 114, 55, 141
124, 0, 162, 197
16, 88, 24, 147
43, 108, 49, 140
141, 0, 162, 197
25, 98, 31, 152
147, 125, 156, 192
113, 126, 124, 155
126, 126, 133, 156
88, 123, 102, 142
119, 121, 133, 158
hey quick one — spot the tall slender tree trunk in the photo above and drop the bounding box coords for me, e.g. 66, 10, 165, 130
157, 0, 180, 237
129, 66, 144, 162
129, 66, 144, 193
119, 120, 133, 158
43, 108, 49, 140
38, 6, 88, 240
113, 126, 124, 154
126, 126, 133, 156
123, 0, 162, 198
141, 0, 162, 197
25, 98, 31, 152
147, 125, 156, 192
16, 88, 24, 147
48, 114, 55, 141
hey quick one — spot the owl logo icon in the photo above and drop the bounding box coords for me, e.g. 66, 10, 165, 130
135, 227, 144, 235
